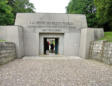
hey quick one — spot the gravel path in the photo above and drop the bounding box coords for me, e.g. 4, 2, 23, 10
0, 57, 112, 86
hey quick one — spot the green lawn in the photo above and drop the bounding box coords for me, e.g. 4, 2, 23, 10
100, 32, 112, 42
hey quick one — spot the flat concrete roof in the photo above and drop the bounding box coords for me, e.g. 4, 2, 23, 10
15, 13, 87, 28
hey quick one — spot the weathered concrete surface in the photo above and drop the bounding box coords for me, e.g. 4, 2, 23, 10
0, 13, 105, 58
19, 13, 84, 56
0, 26, 24, 58
89, 41, 112, 65
0, 57, 112, 86
0, 42, 16, 65
79, 28, 104, 59
15, 13, 87, 29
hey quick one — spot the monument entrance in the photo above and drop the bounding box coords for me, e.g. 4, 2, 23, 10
10, 13, 88, 57
44, 38, 59, 55
39, 33, 64, 56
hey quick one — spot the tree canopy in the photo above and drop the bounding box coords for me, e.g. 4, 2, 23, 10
67, 0, 112, 31
0, 0, 14, 25
94, 0, 112, 31
67, 0, 97, 27
0, 0, 35, 25
8, 0, 35, 15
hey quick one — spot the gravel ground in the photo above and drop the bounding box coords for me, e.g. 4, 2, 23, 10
0, 57, 112, 86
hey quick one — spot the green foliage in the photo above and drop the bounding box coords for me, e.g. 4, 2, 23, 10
8, 0, 35, 15
100, 32, 112, 42
94, 0, 112, 31
0, 40, 6, 42
0, 0, 35, 25
66, 0, 97, 27
0, 0, 14, 25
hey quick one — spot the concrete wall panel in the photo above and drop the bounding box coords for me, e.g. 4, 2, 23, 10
64, 31, 81, 56
79, 28, 104, 58
0, 26, 24, 58
15, 13, 87, 30
23, 28, 39, 56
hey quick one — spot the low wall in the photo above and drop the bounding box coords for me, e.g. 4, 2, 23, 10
89, 41, 112, 65
0, 26, 24, 58
0, 42, 16, 65
79, 28, 104, 58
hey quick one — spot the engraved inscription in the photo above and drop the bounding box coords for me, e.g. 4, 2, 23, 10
30, 21, 73, 25
42, 29, 61, 32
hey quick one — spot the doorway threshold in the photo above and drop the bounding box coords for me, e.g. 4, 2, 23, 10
40, 54, 64, 57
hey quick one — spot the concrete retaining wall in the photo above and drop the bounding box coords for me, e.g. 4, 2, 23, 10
79, 28, 104, 58
89, 41, 112, 65
0, 42, 16, 65
0, 26, 24, 58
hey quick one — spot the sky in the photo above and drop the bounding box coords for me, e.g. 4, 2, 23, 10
29, 0, 70, 13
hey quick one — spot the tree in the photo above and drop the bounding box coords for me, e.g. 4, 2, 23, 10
0, 0, 35, 25
66, 0, 97, 27
0, 0, 14, 25
94, 0, 112, 31
8, 0, 35, 16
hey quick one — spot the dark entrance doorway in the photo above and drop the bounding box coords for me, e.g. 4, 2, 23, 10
44, 38, 59, 55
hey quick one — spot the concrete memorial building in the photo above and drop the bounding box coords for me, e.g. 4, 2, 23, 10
0, 13, 104, 58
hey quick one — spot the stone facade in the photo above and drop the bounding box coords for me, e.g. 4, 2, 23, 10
15, 13, 87, 57
0, 13, 104, 58
89, 41, 112, 65
0, 42, 16, 64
